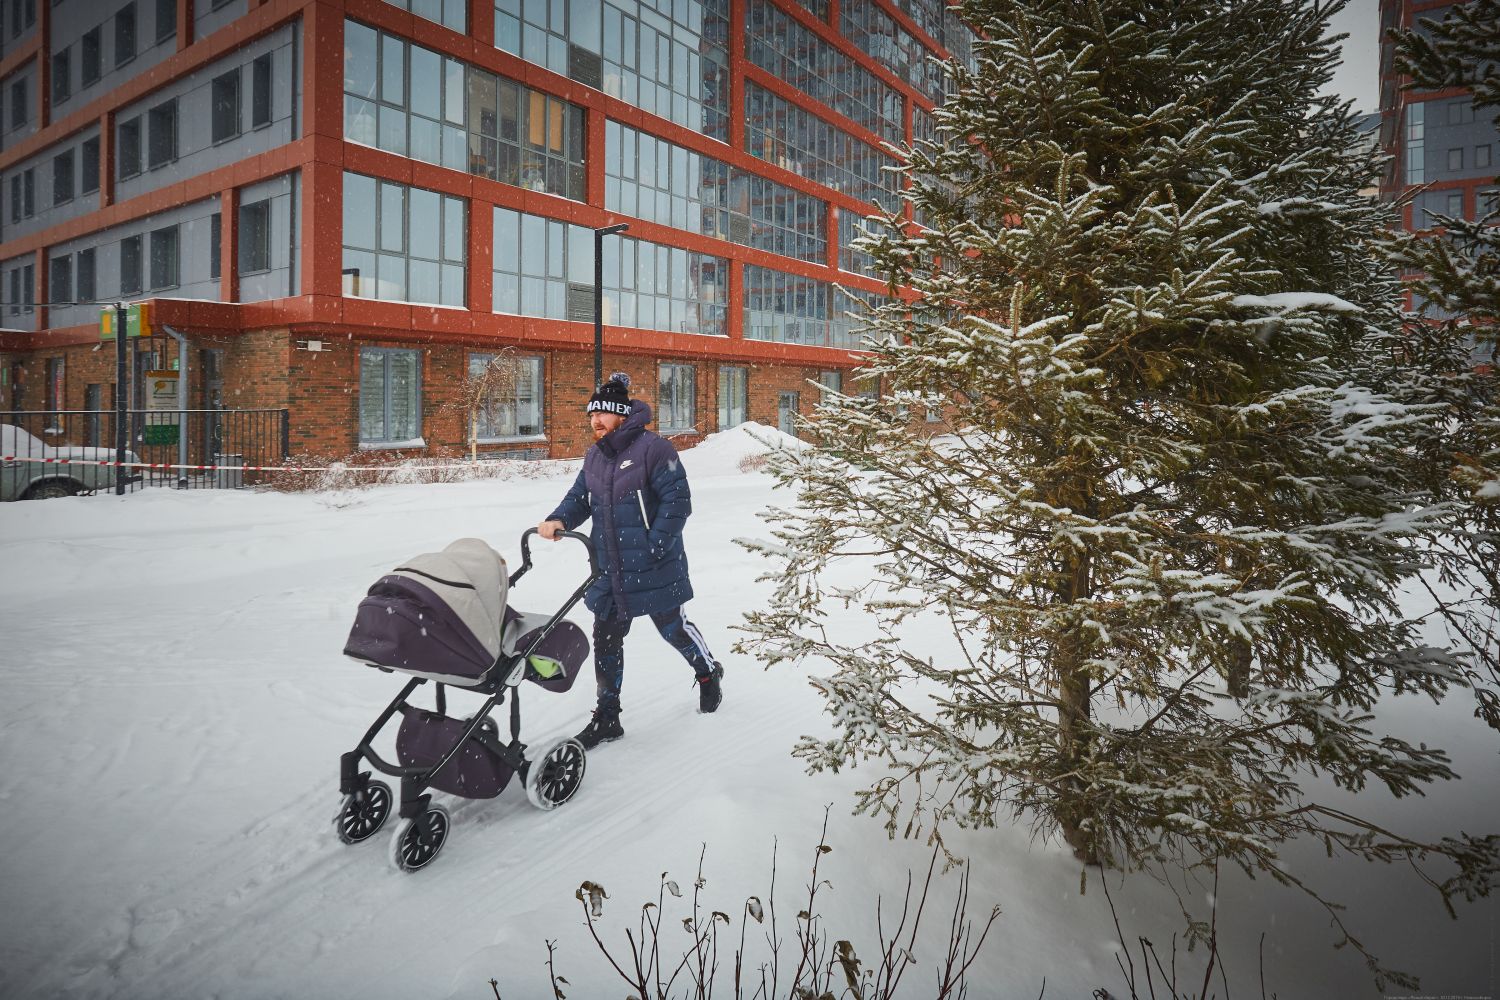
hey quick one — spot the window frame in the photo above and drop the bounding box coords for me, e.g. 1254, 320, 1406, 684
76, 246, 96, 302
149, 224, 179, 290
658, 362, 696, 434
211, 69, 241, 144
49, 253, 72, 305
51, 46, 70, 104
717, 364, 747, 429
120, 233, 143, 295
239, 199, 273, 275
250, 53, 272, 128
118, 116, 142, 179
51, 148, 74, 206
358, 346, 425, 447
468, 352, 545, 441
146, 98, 178, 169
81, 26, 102, 86
80, 136, 99, 194
154, 0, 175, 44
115, 3, 137, 68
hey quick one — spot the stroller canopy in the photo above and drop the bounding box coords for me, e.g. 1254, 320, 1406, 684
344, 538, 510, 683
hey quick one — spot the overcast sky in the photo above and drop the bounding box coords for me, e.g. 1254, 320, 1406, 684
1326, 0, 1381, 114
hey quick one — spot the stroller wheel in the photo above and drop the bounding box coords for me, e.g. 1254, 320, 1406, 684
334, 779, 392, 845
389, 803, 451, 872
525, 738, 587, 811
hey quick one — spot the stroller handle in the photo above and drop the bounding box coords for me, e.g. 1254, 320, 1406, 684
516, 526, 600, 585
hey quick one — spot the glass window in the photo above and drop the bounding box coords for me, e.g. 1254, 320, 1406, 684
359, 347, 423, 444
1405, 101, 1425, 186
659, 363, 696, 433
81, 27, 102, 85
115, 3, 137, 66
1475, 145, 1491, 169
239, 199, 272, 273
51, 48, 70, 105
344, 172, 465, 306
150, 224, 179, 289
147, 99, 177, 168
155, 0, 176, 43
76, 247, 95, 302
10, 78, 27, 128
718, 365, 746, 428
212, 70, 240, 143
1448, 147, 1463, 171
52, 149, 74, 206
469, 353, 544, 438
80, 136, 99, 194
50, 254, 72, 305
120, 234, 143, 295
251, 54, 272, 127
210, 211, 222, 281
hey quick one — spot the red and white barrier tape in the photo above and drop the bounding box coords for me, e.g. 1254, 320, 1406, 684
1, 455, 532, 474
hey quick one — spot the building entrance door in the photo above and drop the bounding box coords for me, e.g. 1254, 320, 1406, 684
202, 349, 225, 462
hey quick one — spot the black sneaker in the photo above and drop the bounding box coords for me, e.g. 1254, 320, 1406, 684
697, 664, 724, 714
575, 710, 624, 749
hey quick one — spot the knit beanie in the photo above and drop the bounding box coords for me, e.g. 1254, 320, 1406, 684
586, 372, 633, 416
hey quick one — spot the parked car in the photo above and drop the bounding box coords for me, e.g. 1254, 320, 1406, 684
1, 423, 141, 501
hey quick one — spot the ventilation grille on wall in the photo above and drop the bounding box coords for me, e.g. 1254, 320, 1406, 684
568, 282, 596, 324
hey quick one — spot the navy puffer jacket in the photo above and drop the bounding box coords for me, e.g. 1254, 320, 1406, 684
547, 401, 694, 619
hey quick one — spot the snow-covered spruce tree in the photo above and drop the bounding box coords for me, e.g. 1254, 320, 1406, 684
1385, 0, 1500, 691
738, 0, 1500, 985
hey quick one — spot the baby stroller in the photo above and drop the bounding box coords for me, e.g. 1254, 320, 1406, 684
335, 529, 598, 872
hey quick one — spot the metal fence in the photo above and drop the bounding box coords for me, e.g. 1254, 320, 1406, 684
3, 409, 289, 494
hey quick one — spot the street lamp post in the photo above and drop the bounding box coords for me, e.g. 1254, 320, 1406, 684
593, 223, 630, 387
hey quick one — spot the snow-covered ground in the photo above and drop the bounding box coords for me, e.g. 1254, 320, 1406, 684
1, 424, 1494, 999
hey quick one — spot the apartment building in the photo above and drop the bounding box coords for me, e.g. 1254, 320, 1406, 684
0, 0, 971, 461
1379, 0, 1498, 362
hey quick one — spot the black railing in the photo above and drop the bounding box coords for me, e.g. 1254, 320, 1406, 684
3, 409, 289, 492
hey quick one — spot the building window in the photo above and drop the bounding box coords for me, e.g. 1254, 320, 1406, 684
50, 254, 71, 304
115, 3, 137, 66
120, 234, 143, 295
747, 0, 904, 145
211, 70, 240, 143
468, 353, 543, 438
744, 83, 898, 211
9, 78, 26, 128
52, 149, 74, 205
45, 357, 63, 414
76, 247, 95, 302
385, 0, 465, 33
359, 347, 423, 445
1478, 145, 1492, 169
250, 53, 272, 127
818, 370, 842, 396
155, 0, 175, 43
147, 99, 177, 168
21, 263, 33, 313
7, 269, 18, 315
343, 171, 466, 306
81, 27, 101, 86
118, 116, 142, 178
239, 199, 271, 273
1447, 147, 1463, 172
344, 20, 587, 202
1447, 99, 1473, 125
22, 167, 33, 217
659, 363, 696, 433
210, 211, 221, 280
1405, 101, 1425, 186
718, 366, 747, 429
80, 136, 99, 194
51, 48, 70, 104
150, 225, 179, 289
606, 121, 828, 265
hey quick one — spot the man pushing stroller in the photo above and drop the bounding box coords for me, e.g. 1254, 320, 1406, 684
537, 372, 723, 749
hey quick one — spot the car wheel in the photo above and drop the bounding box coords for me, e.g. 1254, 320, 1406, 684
24, 481, 78, 500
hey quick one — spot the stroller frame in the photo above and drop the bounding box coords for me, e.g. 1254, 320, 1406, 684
336, 529, 599, 868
